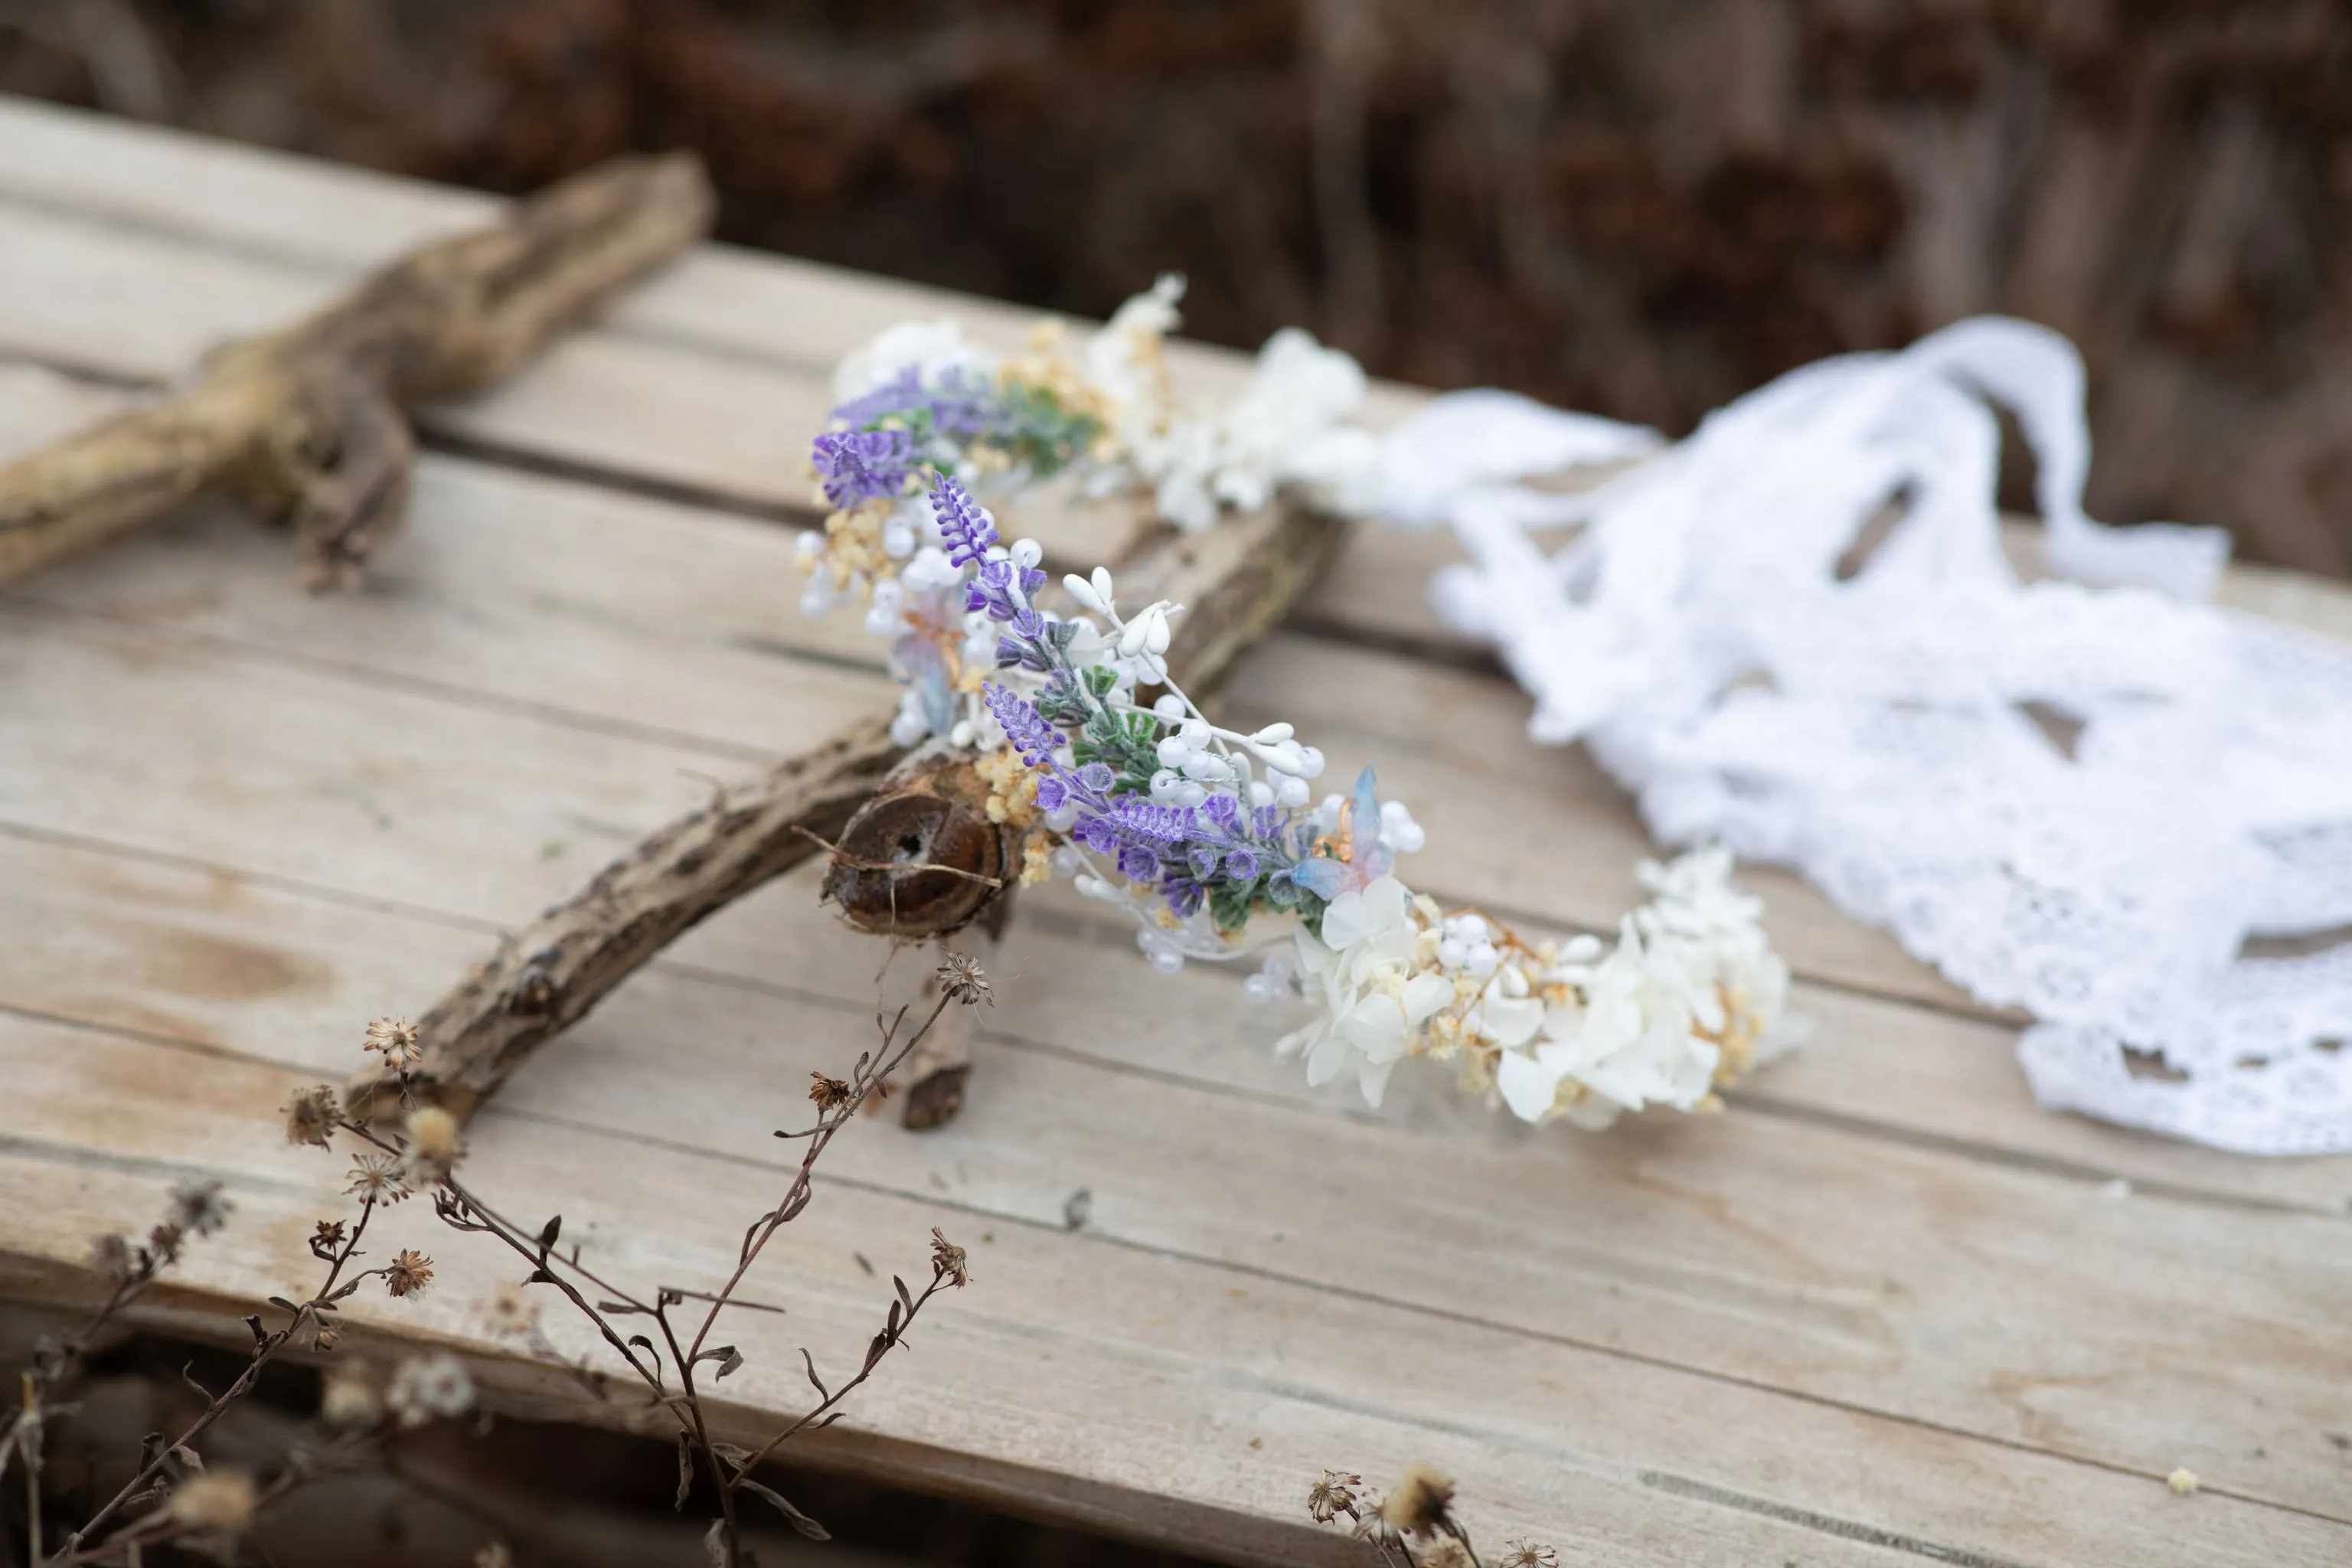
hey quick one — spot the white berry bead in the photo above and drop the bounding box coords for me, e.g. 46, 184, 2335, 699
1181, 753, 1230, 783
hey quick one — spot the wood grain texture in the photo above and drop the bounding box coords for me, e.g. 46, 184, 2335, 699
3, 100, 2351, 1566
3, 1013, 2345, 1568
0, 612, 2346, 1524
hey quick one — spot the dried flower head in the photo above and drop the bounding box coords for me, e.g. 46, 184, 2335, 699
309, 1219, 348, 1260
399, 1106, 464, 1186
282, 1084, 340, 1148
930, 1227, 971, 1287
171, 1179, 232, 1238
385, 1352, 475, 1427
938, 952, 993, 1007
808, 1072, 854, 1112
145, 1221, 185, 1265
1378, 1464, 1455, 1539
165, 1468, 258, 1536
319, 1369, 383, 1429
364, 1016, 423, 1071
88, 1232, 134, 1282
1307, 1469, 1361, 1524
384, 1249, 436, 1299
1421, 1540, 1475, 1568
479, 1283, 539, 1339
1500, 1540, 1559, 1568
345, 1153, 410, 1206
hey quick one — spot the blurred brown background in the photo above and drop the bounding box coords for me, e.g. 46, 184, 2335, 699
4, 0, 2347, 577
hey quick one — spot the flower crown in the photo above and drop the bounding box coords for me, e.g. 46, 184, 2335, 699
795, 279, 1802, 1128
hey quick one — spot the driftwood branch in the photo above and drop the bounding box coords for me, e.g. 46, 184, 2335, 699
371, 495, 1348, 1121
0, 153, 713, 591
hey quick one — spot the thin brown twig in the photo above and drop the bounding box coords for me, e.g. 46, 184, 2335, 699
355, 979, 969, 1566
53, 1200, 386, 1564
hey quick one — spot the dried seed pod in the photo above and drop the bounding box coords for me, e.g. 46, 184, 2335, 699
823, 754, 1015, 938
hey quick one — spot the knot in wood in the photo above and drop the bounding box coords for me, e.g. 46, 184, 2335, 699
508, 947, 564, 1015
824, 760, 1009, 939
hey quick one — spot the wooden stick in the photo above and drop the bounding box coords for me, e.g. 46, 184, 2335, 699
372, 496, 1348, 1121
0, 153, 713, 592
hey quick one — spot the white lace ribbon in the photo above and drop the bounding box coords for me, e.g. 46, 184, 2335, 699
1377, 318, 2352, 1155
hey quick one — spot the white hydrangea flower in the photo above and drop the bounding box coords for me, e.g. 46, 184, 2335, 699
1121, 325, 1383, 532
830, 318, 996, 404
1083, 272, 1185, 454
1279, 876, 1452, 1107
1214, 328, 1383, 514
1281, 848, 1802, 1129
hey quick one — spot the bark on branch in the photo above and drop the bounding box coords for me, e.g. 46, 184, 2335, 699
0, 152, 713, 590
373, 495, 1348, 1121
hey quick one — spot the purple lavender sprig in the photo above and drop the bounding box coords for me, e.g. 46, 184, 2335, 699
982, 681, 1061, 768
828, 365, 995, 439
932, 473, 999, 567
812, 427, 914, 509
1035, 761, 1116, 818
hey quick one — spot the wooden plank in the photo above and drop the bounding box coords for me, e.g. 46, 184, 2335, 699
5, 93, 2349, 1563
2, 1010, 2341, 1567
6, 808, 2348, 1224
7, 361, 2346, 1201
15, 367, 2352, 1200
0, 371, 891, 753
1, 643, 2347, 1523
0, 94, 1434, 424
3, 91, 2338, 645
0, 363, 1975, 1018
0, 94, 1426, 568
14, 361, 2339, 1028
0, 608, 770, 924
0, 96, 1420, 573
0, 138, 1152, 567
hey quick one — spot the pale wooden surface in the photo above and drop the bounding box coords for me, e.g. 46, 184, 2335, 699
1, 96, 2348, 1566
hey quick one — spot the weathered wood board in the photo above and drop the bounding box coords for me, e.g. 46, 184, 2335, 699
1, 96, 2347, 1566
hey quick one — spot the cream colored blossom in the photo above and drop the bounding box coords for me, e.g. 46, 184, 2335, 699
829, 318, 995, 406
1285, 849, 1801, 1129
